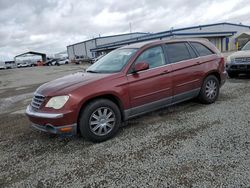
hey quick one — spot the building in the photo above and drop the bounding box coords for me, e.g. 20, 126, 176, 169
14, 51, 47, 66
235, 32, 250, 49
90, 22, 250, 55
67, 32, 148, 61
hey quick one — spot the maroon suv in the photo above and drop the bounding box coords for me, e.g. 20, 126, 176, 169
26, 39, 227, 142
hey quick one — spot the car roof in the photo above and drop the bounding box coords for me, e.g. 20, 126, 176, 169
121, 38, 209, 49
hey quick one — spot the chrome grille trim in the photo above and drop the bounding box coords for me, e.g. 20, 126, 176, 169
235, 57, 250, 63
31, 93, 45, 110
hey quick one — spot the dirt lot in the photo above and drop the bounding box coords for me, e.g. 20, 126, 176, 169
0, 64, 249, 187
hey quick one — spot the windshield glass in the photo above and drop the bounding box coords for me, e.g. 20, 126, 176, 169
242, 41, 250, 51
87, 48, 137, 73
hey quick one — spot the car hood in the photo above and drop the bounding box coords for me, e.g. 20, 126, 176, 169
36, 72, 111, 96
229, 50, 250, 59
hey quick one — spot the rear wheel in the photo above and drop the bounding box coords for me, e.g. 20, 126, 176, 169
79, 99, 121, 142
227, 72, 238, 78
198, 75, 219, 104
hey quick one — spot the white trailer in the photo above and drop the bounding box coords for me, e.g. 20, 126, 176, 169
0, 61, 6, 69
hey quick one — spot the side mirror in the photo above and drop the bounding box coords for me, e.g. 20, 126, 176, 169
133, 61, 149, 73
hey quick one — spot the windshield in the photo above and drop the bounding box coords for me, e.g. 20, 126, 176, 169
87, 48, 137, 73
242, 41, 250, 51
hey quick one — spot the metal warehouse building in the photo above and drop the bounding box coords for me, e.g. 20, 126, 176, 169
67, 22, 250, 60
67, 32, 148, 61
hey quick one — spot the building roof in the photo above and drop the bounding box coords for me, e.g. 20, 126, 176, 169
156, 22, 250, 34
120, 38, 210, 49
14, 51, 47, 61
91, 31, 236, 52
90, 22, 250, 52
67, 32, 148, 47
236, 32, 250, 39
15, 51, 46, 58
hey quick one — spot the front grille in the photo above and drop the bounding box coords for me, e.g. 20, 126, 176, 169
235, 57, 250, 63
230, 65, 250, 70
31, 93, 45, 110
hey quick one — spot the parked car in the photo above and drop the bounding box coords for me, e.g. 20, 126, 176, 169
17, 62, 29, 68
226, 41, 250, 77
5, 61, 16, 69
17, 60, 35, 68
45, 58, 58, 66
74, 55, 92, 64
26, 39, 226, 142
58, 58, 69, 65
45, 58, 68, 66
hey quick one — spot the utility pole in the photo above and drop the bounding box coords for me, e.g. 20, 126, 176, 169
129, 22, 132, 33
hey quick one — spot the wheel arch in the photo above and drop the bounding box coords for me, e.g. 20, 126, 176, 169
204, 71, 221, 84
77, 94, 125, 132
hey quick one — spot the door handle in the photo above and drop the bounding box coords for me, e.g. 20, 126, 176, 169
160, 70, 170, 75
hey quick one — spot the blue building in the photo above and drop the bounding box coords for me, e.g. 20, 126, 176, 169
67, 22, 250, 60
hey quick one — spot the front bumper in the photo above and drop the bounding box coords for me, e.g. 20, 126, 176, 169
26, 105, 77, 135
26, 105, 63, 119
31, 123, 77, 135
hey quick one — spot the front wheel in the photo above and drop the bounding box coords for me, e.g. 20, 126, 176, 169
79, 99, 121, 142
198, 75, 220, 104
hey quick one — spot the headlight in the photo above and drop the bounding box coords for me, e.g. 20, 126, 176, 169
227, 56, 234, 64
45, 95, 69, 109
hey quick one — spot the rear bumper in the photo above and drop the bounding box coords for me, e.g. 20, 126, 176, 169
220, 70, 227, 86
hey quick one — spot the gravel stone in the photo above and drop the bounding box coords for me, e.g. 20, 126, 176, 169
0, 65, 249, 187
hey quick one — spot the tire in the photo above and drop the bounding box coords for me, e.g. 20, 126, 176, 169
227, 72, 238, 78
198, 75, 220, 104
79, 99, 121, 142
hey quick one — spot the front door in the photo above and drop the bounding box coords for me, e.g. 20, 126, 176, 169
126, 45, 173, 117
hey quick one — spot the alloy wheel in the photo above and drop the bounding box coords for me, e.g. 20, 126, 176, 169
89, 107, 116, 136
205, 80, 217, 100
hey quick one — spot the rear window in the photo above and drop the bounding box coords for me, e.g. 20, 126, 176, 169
165, 42, 192, 63
191, 42, 214, 56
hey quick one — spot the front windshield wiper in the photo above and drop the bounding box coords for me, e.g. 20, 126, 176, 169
86, 70, 99, 73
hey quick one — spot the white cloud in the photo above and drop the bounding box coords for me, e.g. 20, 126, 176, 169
0, 0, 250, 60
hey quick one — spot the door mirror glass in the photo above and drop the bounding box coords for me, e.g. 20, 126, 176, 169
133, 61, 149, 73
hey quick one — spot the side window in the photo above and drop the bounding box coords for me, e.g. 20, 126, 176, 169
186, 43, 197, 58
134, 46, 165, 69
191, 42, 214, 56
165, 42, 192, 63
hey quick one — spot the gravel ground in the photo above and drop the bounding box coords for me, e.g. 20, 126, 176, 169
0, 64, 249, 187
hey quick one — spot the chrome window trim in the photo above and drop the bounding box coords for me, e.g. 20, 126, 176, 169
126, 56, 203, 76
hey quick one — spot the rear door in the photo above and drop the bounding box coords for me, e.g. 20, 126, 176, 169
165, 42, 202, 102
190, 42, 217, 74
126, 45, 173, 116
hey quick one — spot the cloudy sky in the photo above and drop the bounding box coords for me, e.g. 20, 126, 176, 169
0, 0, 250, 60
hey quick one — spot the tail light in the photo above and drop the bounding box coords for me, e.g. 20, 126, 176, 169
220, 57, 226, 71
